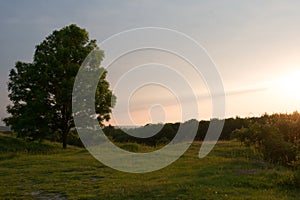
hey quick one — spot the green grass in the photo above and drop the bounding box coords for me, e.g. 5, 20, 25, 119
0, 133, 299, 199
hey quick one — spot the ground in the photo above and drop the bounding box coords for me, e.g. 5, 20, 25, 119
0, 133, 299, 199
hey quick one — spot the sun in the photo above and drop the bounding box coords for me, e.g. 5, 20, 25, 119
275, 70, 300, 100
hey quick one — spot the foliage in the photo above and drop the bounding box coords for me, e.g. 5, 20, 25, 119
156, 137, 170, 146
102, 112, 300, 168
119, 143, 140, 152
231, 112, 300, 167
103, 117, 251, 146
4, 24, 115, 148
0, 133, 59, 154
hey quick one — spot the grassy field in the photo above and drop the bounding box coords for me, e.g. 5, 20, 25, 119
0, 133, 299, 199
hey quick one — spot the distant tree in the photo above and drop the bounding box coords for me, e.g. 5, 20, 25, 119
4, 24, 115, 148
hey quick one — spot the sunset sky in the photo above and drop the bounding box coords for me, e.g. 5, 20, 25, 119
1, 0, 300, 126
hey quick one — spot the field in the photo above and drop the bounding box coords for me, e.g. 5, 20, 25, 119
0, 133, 299, 199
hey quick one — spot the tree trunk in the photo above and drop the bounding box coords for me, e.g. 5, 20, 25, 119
62, 130, 68, 149
61, 105, 69, 149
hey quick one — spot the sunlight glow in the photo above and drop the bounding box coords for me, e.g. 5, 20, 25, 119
275, 70, 300, 100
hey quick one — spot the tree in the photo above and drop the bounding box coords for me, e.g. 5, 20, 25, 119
4, 24, 115, 148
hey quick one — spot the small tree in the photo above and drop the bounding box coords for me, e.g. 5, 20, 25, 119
4, 24, 115, 148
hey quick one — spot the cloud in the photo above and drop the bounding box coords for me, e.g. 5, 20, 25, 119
113, 82, 271, 113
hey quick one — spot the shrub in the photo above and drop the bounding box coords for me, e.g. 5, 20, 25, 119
231, 122, 297, 166
156, 137, 170, 146
119, 143, 140, 152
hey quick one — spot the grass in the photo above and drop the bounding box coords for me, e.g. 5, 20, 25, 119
0, 133, 299, 199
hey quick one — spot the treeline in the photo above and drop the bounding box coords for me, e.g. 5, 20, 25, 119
102, 114, 268, 145
103, 117, 248, 146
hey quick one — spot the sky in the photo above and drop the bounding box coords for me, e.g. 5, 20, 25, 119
1, 0, 300, 126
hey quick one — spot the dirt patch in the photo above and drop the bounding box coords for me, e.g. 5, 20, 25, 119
28, 190, 67, 200
90, 175, 104, 181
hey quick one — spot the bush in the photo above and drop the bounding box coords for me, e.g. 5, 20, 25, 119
156, 137, 170, 146
231, 122, 297, 166
119, 143, 140, 152
67, 131, 84, 147
0, 133, 58, 154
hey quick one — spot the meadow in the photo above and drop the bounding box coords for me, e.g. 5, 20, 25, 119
0, 132, 299, 199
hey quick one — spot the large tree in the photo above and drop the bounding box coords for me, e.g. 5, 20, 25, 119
4, 24, 115, 148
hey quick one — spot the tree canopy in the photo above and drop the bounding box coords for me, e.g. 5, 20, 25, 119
4, 24, 115, 148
